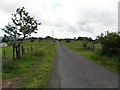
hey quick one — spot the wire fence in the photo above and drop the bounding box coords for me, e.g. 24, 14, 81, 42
2, 42, 54, 60
2, 45, 42, 60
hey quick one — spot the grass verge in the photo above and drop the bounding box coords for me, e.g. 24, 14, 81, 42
19, 44, 55, 88
62, 41, 118, 72
2, 40, 55, 88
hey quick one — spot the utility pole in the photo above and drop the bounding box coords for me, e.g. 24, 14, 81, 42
52, 30, 55, 42
52, 30, 54, 38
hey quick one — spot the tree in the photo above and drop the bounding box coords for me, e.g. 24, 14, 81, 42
2, 34, 10, 43
82, 38, 88, 49
2, 7, 41, 59
11, 7, 41, 44
2, 23, 19, 41
77, 36, 83, 41
97, 31, 120, 56
88, 37, 93, 42
45, 36, 53, 40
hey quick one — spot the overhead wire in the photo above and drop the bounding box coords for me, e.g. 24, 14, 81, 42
41, 0, 54, 38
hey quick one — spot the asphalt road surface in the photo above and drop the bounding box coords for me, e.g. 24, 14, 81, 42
47, 42, 118, 88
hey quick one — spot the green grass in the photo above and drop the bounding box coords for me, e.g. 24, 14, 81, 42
62, 40, 118, 72
1, 40, 52, 59
2, 46, 12, 59
19, 44, 55, 88
2, 40, 55, 88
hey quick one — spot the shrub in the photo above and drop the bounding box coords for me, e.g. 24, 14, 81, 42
97, 31, 120, 56
82, 38, 89, 49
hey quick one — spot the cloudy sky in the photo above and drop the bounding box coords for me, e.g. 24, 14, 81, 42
0, 0, 119, 39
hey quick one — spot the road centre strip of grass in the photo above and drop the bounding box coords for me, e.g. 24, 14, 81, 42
62, 41, 118, 73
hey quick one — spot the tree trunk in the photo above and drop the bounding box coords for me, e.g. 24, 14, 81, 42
16, 46, 18, 59
18, 44, 20, 59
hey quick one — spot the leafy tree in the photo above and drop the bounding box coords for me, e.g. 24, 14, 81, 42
2, 7, 41, 59
77, 36, 83, 41
2, 23, 19, 41
88, 37, 93, 42
11, 7, 41, 44
45, 36, 53, 40
97, 31, 120, 56
2, 34, 10, 43
82, 38, 88, 49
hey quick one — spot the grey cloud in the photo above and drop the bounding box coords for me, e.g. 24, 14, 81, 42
65, 23, 78, 33
76, 9, 117, 36
0, 0, 23, 14
82, 9, 117, 26
0, 0, 117, 39
78, 23, 93, 33
47, 8, 117, 38
52, 22, 79, 34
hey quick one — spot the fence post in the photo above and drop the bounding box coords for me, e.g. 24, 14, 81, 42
18, 44, 20, 59
3, 50, 6, 59
21, 45, 24, 55
92, 42, 95, 51
23, 48, 25, 54
27, 48, 29, 53
16, 46, 18, 59
31, 46, 33, 51
13, 44, 15, 60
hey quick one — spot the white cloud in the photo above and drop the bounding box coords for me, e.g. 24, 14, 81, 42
0, 0, 119, 39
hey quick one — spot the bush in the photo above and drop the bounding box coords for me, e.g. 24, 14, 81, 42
82, 38, 89, 49
97, 31, 120, 56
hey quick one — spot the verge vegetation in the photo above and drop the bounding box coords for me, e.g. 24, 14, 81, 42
2, 40, 55, 88
62, 32, 119, 73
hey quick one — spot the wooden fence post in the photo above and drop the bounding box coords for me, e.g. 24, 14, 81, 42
3, 50, 6, 59
18, 44, 20, 59
27, 48, 29, 53
31, 46, 33, 51
16, 46, 18, 59
92, 42, 95, 51
21, 46, 24, 55
13, 44, 15, 60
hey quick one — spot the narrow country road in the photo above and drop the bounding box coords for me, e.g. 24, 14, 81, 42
47, 42, 118, 88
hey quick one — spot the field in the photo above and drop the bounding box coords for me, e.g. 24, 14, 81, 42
2, 39, 55, 88
62, 40, 118, 72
